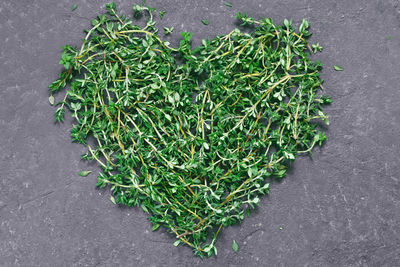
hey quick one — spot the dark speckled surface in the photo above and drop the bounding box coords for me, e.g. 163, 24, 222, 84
1, 0, 400, 266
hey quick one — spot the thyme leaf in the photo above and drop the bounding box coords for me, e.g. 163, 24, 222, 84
334, 65, 344, 71
201, 19, 209, 25
78, 170, 92, 177
232, 240, 239, 252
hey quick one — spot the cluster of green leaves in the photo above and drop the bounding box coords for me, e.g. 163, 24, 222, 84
49, 2, 330, 257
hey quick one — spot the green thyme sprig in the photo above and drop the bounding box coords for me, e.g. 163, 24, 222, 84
49, 2, 330, 257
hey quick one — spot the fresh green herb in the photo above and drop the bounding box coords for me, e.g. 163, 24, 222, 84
236, 12, 256, 25
225, 2, 233, 7
163, 26, 174, 35
49, 2, 329, 257
72, 4, 78, 11
232, 240, 239, 252
160, 10, 166, 19
312, 43, 323, 53
334, 65, 343, 71
279, 226, 283, 230
78, 170, 92, 177
201, 19, 209, 25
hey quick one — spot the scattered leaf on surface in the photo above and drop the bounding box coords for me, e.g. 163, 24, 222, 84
232, 240, 239, 252
78, 170, 91, 177
334, 65, 343, 71
201, 19, 209, 25
48, 95, 55, 105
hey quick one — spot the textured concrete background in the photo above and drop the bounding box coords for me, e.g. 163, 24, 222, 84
1, 0, 400, 266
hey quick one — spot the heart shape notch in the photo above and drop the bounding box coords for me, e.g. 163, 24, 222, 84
49, 3, 330, 257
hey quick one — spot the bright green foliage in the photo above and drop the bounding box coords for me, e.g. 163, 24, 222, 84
201, 19, 209, 25
49, 2, 330, 257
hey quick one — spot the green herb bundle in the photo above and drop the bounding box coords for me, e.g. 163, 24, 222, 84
49, 2, 330, 257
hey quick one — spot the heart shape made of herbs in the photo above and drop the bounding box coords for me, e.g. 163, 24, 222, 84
49, 3, 330, 257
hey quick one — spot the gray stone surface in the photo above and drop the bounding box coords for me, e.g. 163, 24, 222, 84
1, 0, 400, 266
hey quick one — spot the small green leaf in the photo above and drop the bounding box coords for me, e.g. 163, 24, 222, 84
311, 43, 323, 53
225, 2, 233, 7
247, 166, 258, 177
334, 65, 343, 71
247, 168, 252, 177
201, 20, 209, 25
160, 10, 166, 19
110, 195, 116, 205
168, 94, 175, 104
204, 245, 212, 253
280, 226, 283, 230
253, 196, 260, 204
91, 19, 99, 26
173, 240, 181, 246
284, 151, 295, 160
71, 4, 78, 11
78, 170, 92, 177
164, 26, 174, 35
141, 204, 149, 213
321, 95, 332, 104
174, 92, 180, 102
232, 240, 239, 252
246, 208, 251, 217
203, 142, 209, 150
48, 95, 55, 105
283, 19, 290, 28
152, 224, 161, 231
388, 35, 391, 40
299, 19, 309, 33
